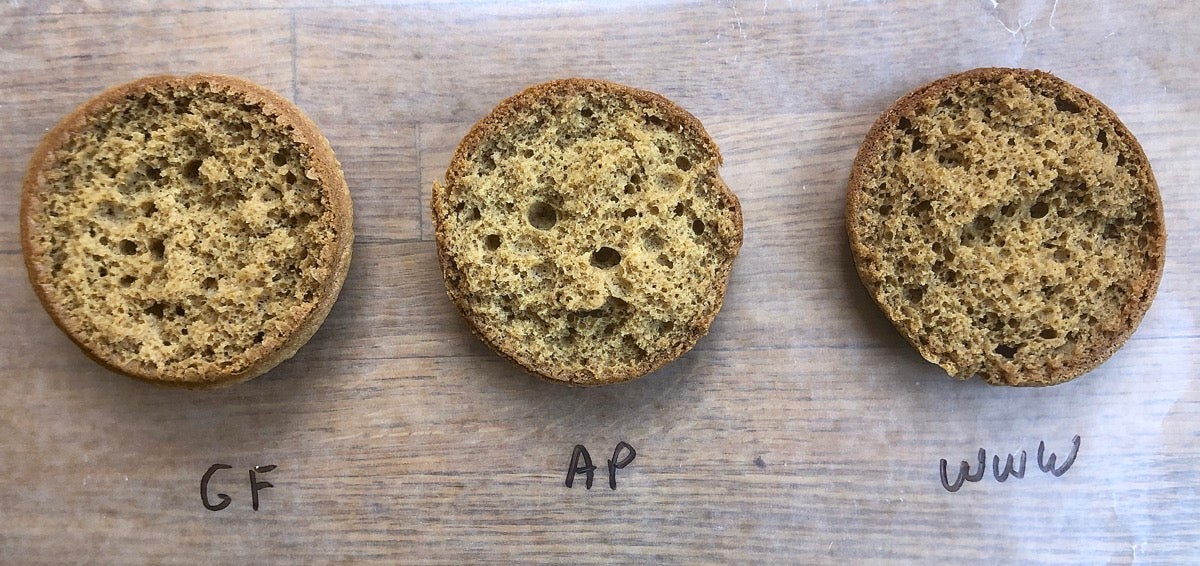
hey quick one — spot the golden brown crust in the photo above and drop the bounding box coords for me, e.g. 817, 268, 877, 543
433, 78, 742, 386
21, 74, 353, 388
847, 67, 1165, 386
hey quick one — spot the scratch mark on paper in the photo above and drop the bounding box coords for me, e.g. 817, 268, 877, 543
986, 0, 1036, 46
731, 0, 747, 41
1000, 13, 1034, 40
1048, 0, 1060, 30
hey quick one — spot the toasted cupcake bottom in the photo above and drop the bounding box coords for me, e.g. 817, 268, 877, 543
847, 68, 1164, 386
21, 74, 353, 388
433, 79, 742, 386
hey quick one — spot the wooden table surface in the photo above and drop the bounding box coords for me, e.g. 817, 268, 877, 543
2, 1, 1198, 563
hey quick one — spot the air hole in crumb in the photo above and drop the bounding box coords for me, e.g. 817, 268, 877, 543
1001, 203, 1017, 217
911, 138, 925, 151
994, 344, 1018, 359
675, 155, 692, 171
591, 247, 621, 269
1054, 97, 1081, 113
1030, 202, 1050, 218
622, 335, 645, 356
1103, 223, 1121, 240
898, 117, 912, 131
674, 203, 686, 216
1054, 249, 1070, 262
621, 208, 637, 220
285, 171, 297, 185
645, 114, 664, 126
146, 167, 161, 180
878, 204, 893, 215
140, 201, 157, 217
149, 239, 165, 260
202, 277, 218, 291
643, 232, 665, 250
1040, 328, 1058, 339
1097, 129, 1109, 149
144, 302, 166, 318
119, 239, 138, 255
527, 201, 557, 230
1116, 154, 1126, 166
580, 107, 593, 118
484, 234, 501, 250
657, 255, 673, 269
175, 306, 185, 317
98, 267, 108, 277
692, 219, 705, 235
272, 152, 288, 166
905, 287, 924, 302
119, 275, 136, 287
253, 331, 265, 344
182, 159, 202, 181
521, 148, 534, 158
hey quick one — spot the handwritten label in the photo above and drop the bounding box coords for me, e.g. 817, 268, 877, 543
938, 435, 1080, 493
200, 463, 277, 511
565, 442, 637, 490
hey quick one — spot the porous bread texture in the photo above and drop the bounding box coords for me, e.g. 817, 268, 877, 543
433, 79, 742, 386
847, 68, 1165, 387
21, 74, 353, 388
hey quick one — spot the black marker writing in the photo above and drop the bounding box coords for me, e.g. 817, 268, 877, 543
992, 450, 1027, 482
940, 448, 985, 493
565, 445, 597, 489
607, 441, 637, 490
200, 463, 278, 511
1038, 435, 1081, 477
200, 463, 233, 511
565, 442, 637, 490
939, 436, 1080, 493
249, 465, 276, 511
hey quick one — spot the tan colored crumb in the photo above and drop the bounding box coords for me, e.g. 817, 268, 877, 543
21, 74, 354, 388
847, 67, 1165, 386
433, 79, 742, 386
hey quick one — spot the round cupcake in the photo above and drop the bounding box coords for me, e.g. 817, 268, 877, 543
432, 79, 742, 386
21, 74, 354, 388
847, 68, 1165, 386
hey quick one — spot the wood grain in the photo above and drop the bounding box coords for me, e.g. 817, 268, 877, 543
2, 1, 1199, 563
